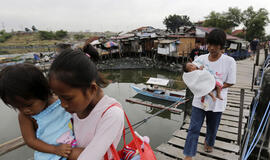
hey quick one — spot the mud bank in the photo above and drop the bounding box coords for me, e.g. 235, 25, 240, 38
97, 57, 183, 73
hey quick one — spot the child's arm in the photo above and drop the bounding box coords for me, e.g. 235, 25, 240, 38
18, 112, 72, 157
68, 148, 84, 160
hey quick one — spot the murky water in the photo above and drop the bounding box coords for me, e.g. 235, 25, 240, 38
0, 68, 186, 160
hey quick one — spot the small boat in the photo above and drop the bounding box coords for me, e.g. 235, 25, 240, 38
131, 77, 185, 102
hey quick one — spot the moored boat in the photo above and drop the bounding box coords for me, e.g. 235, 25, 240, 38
131, 77, 185, 102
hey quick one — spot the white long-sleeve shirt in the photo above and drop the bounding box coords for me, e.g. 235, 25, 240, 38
73, 95, 124, 160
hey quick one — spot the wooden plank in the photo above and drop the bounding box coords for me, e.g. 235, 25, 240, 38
183, 111, 247, 123
228, 87, 254, 91
228, 89, 254, 95
228, 87, 254, 92
155, 152, 177, 160
227, 103, 249, 109
173, 130, 239, 153
227, 103, 250, 109
227, 94, 253, 99
185, 118, 243, 128
202, 123, 243, 134
227, 95, 254, 100
227, 93, 254, 98
221, 114, 246, 123
156, 143, 215, 160
227, 97, 252, 103
226, 106, 249, 115
0, 136, 25, 156
168, 137, 239, 160
183, 123, 242, 134
181, 124, 238, 141
228, 88, 254, 93
228, 97, 252, 103
226, 100, 251, 106
228, 91, 254, 96
223, 109, 249, 117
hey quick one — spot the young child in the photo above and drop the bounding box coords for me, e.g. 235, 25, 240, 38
0, 64, 76, 160
183, 62, 223, 102
48, 49, 124, 160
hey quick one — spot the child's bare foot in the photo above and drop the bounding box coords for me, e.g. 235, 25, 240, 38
184, 156, 192, 160
217, 94, 223, 100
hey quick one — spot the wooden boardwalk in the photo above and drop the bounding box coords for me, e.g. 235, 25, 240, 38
155, 57, 256, 160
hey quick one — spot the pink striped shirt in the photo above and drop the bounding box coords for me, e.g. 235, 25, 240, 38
73, 95, 124, 160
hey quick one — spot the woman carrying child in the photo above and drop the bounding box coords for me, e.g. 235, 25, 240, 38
183, 29, 236, 160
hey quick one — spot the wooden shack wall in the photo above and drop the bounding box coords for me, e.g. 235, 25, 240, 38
144, 39, 155, 52
178, 37, 195, 57
121, 41, 131, 54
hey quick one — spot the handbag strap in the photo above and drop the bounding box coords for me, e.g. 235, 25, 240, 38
104, 145, 120, 160
102, 103, 122, 160
102, 102, 143, 160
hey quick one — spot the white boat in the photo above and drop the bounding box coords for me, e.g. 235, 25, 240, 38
131, 77, 185, 102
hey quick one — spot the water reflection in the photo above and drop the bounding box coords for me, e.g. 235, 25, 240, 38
102, 69, 186, 149
102, 68, 185, 91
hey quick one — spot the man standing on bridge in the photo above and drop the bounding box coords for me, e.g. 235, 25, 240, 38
183, 29, 236, 160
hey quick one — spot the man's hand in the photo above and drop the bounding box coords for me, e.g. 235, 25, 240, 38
55, 144, 72, 158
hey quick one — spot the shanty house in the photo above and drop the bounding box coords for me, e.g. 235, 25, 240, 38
157, 40, 179, 57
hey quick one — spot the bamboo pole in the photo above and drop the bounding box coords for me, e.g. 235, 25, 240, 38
0, 136, 25, 156
126, 98, 182, 114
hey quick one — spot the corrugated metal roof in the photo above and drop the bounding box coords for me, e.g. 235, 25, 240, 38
226, 34, 241, 40
167, 35, 195, 38
159, 40, 178, 44
232, 29, 244, 35
196, 26, 215, 33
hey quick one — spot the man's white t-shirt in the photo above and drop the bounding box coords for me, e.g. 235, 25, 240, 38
192, 54, 236, 112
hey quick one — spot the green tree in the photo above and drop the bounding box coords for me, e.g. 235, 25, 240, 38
163, 14, 193, 32
242, 7, 269, 41
55, 30, 68, 40
0, 30, 12, 43
74, 34, 85, 40
38, 31, 55, 40
265, 34, 270, 41
203, 7, 242, 31
225, 7, 242, 27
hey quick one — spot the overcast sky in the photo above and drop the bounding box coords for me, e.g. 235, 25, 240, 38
1, 0, 270, 34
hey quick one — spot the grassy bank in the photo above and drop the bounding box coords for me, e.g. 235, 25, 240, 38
0, 33, 62, 54
0, 31, 117, 54
0, 32, 62, 46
